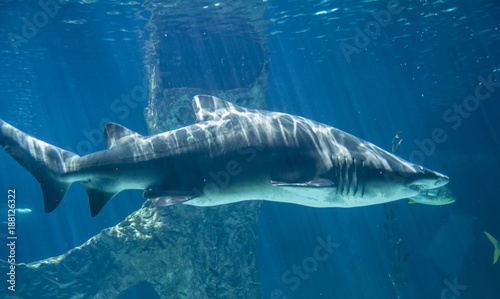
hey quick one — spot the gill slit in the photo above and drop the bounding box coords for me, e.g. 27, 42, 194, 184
344, 157, 350, 196
334, 156, 365, 197
360, 160, 365, 197
337, 157, 343, 195
352, 158, 358, 196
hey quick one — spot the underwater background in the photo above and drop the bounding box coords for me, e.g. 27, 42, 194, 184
0, 0, 499, 298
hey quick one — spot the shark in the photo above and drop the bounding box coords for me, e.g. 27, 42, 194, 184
0, 95, 449, 216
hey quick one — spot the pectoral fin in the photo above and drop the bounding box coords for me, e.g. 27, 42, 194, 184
151, 195, 196, 207
143, 188, 196, 206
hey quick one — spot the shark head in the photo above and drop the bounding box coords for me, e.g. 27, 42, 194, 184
359, 157, 450, 205
404, 166, 450, 192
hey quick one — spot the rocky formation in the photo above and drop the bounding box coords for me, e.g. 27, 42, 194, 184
144, 63, 267, 134
2, 200, 261, 298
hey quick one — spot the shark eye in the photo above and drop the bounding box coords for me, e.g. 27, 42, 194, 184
418, 166, 426, 173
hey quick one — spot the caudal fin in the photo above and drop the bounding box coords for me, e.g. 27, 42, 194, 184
484, 231, 500, 264
0, 119, 79, 213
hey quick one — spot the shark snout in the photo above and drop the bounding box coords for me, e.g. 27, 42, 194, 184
406, 167, 449, 191
426, 169, 449, 187
434, 173, 450, 187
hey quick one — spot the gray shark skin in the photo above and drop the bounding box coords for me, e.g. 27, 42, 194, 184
0, 95, 449, 216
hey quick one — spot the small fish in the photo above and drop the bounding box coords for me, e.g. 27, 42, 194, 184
0, 207, 32, 214
62, 19, 87, 25
294, 28, 310, 34
0, 207, 32, 224
484, 232, 500, 264
315, 10, 328, 15
16, 208, 33, 214
408, 186, 455, 205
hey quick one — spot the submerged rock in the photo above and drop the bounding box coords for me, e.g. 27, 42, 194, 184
1, 201, 261, 298
144, 62, 268, 134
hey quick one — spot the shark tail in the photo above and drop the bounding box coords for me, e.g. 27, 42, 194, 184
485, 231, 500, 264
0, 119, 80, 213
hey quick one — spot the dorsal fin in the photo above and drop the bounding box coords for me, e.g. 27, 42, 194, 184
104, 123, 142, 149
192, 95, 239, 122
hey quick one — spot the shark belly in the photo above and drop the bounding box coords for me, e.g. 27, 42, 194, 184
184, 174, 418, 208
183, 176, 342, 207
183, 175, 387, 208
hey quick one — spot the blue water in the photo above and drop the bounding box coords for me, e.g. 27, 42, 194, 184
0, 0, 499, 298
